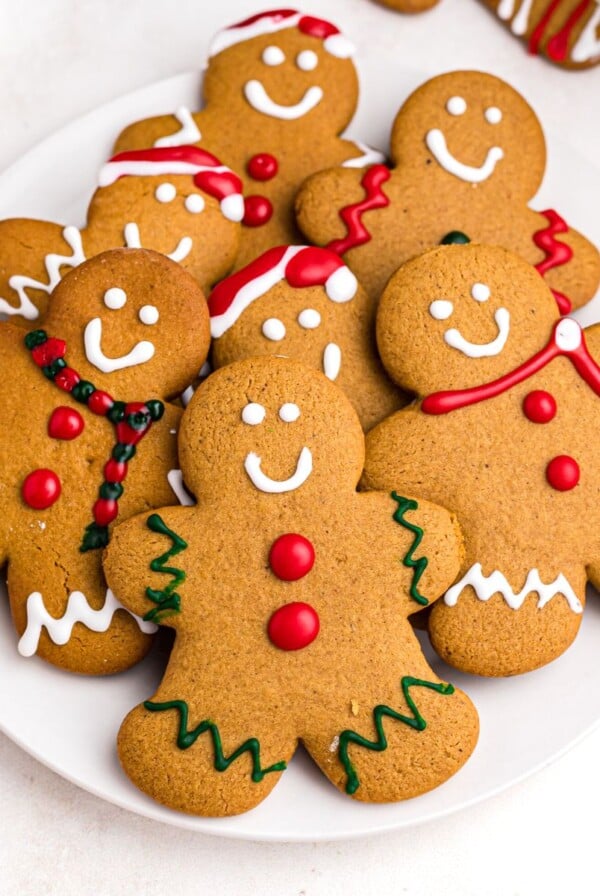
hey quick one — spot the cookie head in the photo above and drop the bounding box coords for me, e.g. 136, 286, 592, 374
209, 246, 360, 383
94, 146, 244, 267
44, 248, 210, 398
376, 244, 560, 396
391, 71, 546, 199
179, 356, 364, 502
204, 9, 358, 132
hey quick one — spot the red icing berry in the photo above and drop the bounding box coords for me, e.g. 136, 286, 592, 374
267, 602, 320, 651
31, 337, 66, 367
104, 458, 128, 483
48, 406, 84, 440
55, 367, 80, 392
523, 390, 557, 424
546, 455, 580, 491
269, 533, 315, 581
93, 498, 118, 526
243, 195, 273, 227
247, 153, 278, 181
22, 469, 61, 510
88, 390, 114, 415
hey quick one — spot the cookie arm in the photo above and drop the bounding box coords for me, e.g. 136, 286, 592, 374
103, 506, 195, 627
545, 225, 600, 311
113, 110, 201, 154
356, 491, 463, 615
295, 166, 370, 248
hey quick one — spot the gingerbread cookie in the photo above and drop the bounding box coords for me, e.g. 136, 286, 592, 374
296, 70, 600, 308
209, 245, 402, 430
0, 248, 210, 673
369, 0, 599, 68
483, 0, 600, 69
362, 243, 600, 676
0, 145, 242, 324
113, 8, 385, 270
103, 356, 478, 816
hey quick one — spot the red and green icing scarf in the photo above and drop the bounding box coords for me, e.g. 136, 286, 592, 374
25, 329, 164, 552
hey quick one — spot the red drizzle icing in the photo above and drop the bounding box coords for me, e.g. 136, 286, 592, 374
528, 0, 563, 55
533, 209, 574, 315
421, 321, 600, 415
327, 165, 391, 257
547, 0, 591, 59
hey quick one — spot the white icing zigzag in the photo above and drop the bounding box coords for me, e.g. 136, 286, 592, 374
444, 563, 583, 613
154, 106, 202, 148
18, 588, 157, 657
0, 225, 86, 320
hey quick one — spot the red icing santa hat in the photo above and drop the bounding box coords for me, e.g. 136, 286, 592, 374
209, 8, 355, 59
97, 146, 245, 222
209, 245, 358, 338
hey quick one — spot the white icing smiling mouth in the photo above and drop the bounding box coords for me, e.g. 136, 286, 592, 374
425, 129, 504, 183
244, 80, 324, 120
84, 317, 155, 373
244, 447, 313, 493
444, 307, 510, 358
124, 222, 192, 263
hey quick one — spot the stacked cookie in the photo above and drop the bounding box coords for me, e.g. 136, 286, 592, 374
1, 7, 599, 818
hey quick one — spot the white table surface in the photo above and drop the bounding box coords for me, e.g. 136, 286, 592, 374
0, 1, 599, 893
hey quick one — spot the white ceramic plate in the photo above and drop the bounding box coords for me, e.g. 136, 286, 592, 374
1, 70, 600, 842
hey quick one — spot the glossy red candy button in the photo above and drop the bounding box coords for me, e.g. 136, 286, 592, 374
48, 406, 84, 440
22, 469, 61, 509
247, 153, 278, 181
546, 455, 580, 491
269, 533, 315, 581
268, 602, 320, 651
523, 390, 556, 424
243, 195, 273, 227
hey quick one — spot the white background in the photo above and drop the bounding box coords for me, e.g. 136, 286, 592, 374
0, 0, 599, 893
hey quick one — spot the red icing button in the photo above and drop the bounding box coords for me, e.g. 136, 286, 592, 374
269, 533, 315, 581
546, 455, 580, 491
22, 469, 61, 510
247, 153, 278, 181
243, 195, 273, 227
48, 406, 84, 440
268, 602, 320, 651
523, 390, 557, 424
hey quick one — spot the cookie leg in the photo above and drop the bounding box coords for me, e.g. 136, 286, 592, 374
303, 676, 478, 802
429, 579, 584, 676
118, 700, 296, 817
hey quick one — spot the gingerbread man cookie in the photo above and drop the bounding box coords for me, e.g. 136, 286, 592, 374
0, 145, 243, 324
369, 0, 600, 68
0, 248, 210, 674
113, 8, 385, 270
296, 70, 600, 309
209, 245, 402, 430
363, 243, 600, 677
103, 356, 478, 816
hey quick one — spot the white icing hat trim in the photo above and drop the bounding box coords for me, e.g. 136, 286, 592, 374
325, 266, 358, 302
324, 33, 355, 58
220, 194, 245, 222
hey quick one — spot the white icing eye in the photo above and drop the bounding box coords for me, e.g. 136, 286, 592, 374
279, 402, 301, 422
485, 106, 502, 125
185, 194, 205, 214
104, 287, 127, 310
262, 45, 285, 65
242, 402, 266, 425
139, 304, 160, 325
296, 50, 318, 71
446, 96, 467, 116
155, 182, 177, 203
298, 308, 321, 329
262, 318, 286, 341
471, 283, 491, 302
429, 299, 453, 320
